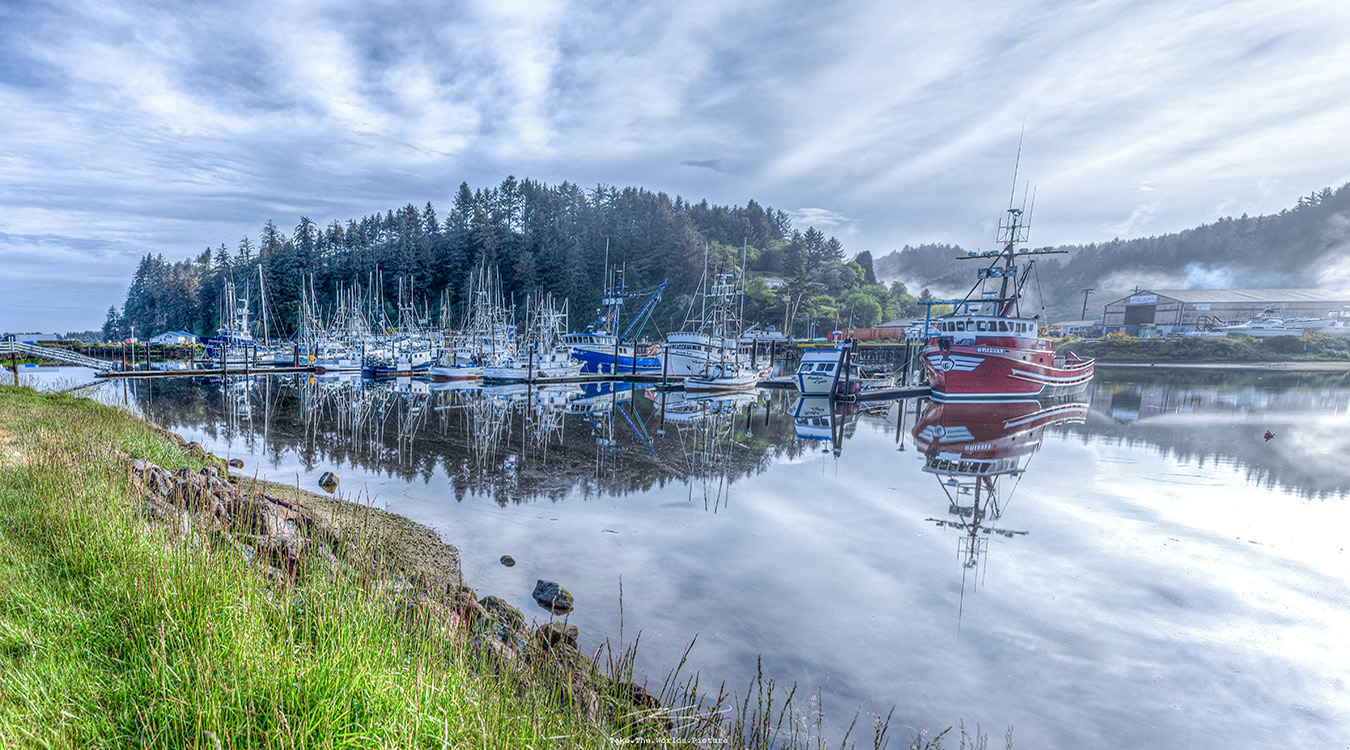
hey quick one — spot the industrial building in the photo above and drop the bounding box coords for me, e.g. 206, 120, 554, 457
1102, 288, 1350, 335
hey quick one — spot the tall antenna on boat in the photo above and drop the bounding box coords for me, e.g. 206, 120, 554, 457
1008, 127, 1024, 212
1025, 186, 1037, 233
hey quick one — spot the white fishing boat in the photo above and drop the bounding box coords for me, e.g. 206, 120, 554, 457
433, 266, 516, 381
665, 266, 764, 392
482, 293, 583, 382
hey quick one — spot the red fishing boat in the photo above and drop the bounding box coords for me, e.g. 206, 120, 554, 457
921, 198, 1093, 402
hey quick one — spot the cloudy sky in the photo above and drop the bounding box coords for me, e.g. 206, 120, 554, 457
4, 0, 1350, 332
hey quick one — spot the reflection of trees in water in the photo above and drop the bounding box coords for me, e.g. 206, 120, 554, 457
1084, 377, 1350, 499
133, 377, 812, 505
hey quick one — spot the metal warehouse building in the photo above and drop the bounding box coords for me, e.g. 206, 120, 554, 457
1102, 289, 1350, 335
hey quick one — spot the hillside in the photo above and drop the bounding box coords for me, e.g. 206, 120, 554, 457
873, 184, 1350, 321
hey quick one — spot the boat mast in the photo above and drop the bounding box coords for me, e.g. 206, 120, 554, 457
258, 265, 270, 346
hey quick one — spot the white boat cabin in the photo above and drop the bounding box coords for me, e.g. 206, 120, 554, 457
929, 316, 1039, 337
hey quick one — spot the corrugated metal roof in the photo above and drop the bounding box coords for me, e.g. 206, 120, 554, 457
1124, 289, 1350, 304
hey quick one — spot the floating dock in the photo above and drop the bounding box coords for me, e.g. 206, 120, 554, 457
96, 366, 318, 379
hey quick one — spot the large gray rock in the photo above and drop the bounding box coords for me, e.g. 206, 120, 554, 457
537, 621, 579, 649
532, 579, 574, 614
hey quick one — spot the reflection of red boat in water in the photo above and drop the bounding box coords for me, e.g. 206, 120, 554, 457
921, 191, 1093, 402
913, 399, 1088, 479
912, 398, 1088, 575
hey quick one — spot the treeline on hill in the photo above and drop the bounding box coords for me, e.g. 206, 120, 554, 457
874, 183, 1350, 322
107, 178, 921, 342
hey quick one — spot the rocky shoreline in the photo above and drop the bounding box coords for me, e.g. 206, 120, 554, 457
129, 426, 667, 731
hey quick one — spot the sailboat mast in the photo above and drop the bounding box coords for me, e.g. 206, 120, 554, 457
258, 265, 270, 346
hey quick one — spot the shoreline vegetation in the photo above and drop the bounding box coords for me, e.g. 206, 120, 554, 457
0, 385, 998, 749
1061, 333, 1350, 366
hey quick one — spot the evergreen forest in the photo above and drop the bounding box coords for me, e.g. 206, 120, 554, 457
106, 177, 921, 342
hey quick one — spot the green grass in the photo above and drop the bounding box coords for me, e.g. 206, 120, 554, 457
1064, 333, 1350, 362
0, 385, 997, 749
0, 386, 628, 749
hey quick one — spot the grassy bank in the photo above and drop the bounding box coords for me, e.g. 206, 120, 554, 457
1062, 333, 1350, 363
0, 386, 648, 748
1, 386, 990, 749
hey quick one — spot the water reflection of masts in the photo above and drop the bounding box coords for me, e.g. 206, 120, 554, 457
220, 374, 256, 445
912, 398, 1087, 597
570, 383, 644, 478
293, 375, 432, 467
667, 392, 758, 510
460, 387, 513, 470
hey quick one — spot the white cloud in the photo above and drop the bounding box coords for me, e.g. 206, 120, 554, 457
787, 208, 852, 231
5, 0, 1350, 329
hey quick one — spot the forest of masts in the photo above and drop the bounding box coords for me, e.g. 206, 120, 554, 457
106, 177, 925, 342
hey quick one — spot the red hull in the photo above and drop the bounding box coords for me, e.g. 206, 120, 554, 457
912, 399, 1090, 457
922, 337, 1093, 402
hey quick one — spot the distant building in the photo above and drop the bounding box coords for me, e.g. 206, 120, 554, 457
1102, 289, 1350, 336
760, 277, 786, 290
874, 317, 926, 338
1048, 319, 1102, 338
149, 331, 198, 346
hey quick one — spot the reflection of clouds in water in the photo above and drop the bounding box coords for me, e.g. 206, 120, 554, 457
30, 368, 1350, 749
1084, 377, 1350, 499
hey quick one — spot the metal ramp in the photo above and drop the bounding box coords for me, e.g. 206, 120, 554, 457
0, 341, 116, 372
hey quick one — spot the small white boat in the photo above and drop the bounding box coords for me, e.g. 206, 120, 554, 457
794, 347, 846, 395
1285, 307, 1350, 336
482, 348, 582, 381
429, 347, 483, 381
1220, 315, 1296, 337
684, 367, 760, 392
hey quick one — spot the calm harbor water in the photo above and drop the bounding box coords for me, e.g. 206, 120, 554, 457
17, 366, 1350, 748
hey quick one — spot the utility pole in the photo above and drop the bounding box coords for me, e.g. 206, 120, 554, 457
1080, 288, 1094, 319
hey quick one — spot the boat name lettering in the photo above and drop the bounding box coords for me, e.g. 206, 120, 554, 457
975, 347, 1006, 355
